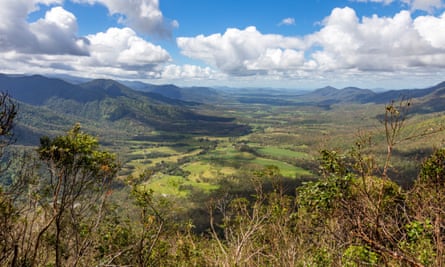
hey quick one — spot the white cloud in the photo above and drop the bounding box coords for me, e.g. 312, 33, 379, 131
73, 0, 176, 37
307, 7, 445, 71
0, 0, 172, 80
0, 1, 88, 55
177, 26, 305, 76
30, 7, 89, 55
176, 7, 445, 85
0, 1, 38, 53
353, 0, 444, 11
161, 64, 220, 80
0, 26, 172, 80
85, 27, 171, 68
409, 0, 443, 10
245, 49, 305, 70
279, 17, 296, 26
414, 12, 445, 48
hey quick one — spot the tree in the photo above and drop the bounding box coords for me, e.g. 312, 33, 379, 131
408, 148, 445, 266
0, 92, 16, 152
0, 92, 19, 266
35, 123, 119, 266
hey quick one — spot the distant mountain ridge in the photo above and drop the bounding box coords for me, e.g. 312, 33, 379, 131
0, 74, 250, 144
1, 73, 444, 145
0, 74, 104, 105
2, 73, 444, 106
304, 81, 445, 106
123, 82, 222, 103
305, 86, 375, 104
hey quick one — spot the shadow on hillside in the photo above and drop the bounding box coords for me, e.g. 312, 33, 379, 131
410, 98, 445, 115
389, 147, 435, 188
180, 175, 316, 234
145, 119, 252, 137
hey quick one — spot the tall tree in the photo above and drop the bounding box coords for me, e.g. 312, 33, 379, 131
36, 123, 119, 266
0, 92, 18, 265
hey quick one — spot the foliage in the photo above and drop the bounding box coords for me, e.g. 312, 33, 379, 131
399, 220, 435, 265
38, 123, 118, 178
418, 148, 445, 185
342, 245, 381, 266
0, 92, 17, 147
407, 148, 445, 266
0, 124, 120, 267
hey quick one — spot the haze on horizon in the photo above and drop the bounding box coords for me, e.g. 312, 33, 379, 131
1, 0, 445, 90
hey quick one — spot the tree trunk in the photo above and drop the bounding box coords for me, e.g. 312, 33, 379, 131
55, 216, 62, 267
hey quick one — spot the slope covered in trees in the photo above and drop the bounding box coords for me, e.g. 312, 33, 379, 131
0, 74, 250, 143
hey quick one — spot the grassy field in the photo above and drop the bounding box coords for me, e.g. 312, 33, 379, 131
118, 97, 445, 197
257, 147, 309, 159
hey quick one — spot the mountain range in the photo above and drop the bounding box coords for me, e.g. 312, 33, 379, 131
302, 81, 445, 113
0, 73, 444, 145
0, 74, 250, 144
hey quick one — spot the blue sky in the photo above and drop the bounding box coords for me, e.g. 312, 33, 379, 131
1, 0, 445, 89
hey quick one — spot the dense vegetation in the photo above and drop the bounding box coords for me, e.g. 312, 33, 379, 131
1, 75, 445, 266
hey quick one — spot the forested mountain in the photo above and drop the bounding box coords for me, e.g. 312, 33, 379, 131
0, 74, 104, 105
0, 74, 250, 144
1, 73, 444, 145
304, 86, 375, 103
123, 81, 222, 103
303, 81, 445, 109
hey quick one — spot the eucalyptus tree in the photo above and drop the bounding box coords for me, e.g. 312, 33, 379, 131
35, 124, 119, 266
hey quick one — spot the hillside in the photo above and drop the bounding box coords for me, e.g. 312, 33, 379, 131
123, 81, 223, 103
302, 81, 445, 109
2, 73, 445, 146
409, 81, 445, 114
0, 74, 250, 144
0, 74, 105, 105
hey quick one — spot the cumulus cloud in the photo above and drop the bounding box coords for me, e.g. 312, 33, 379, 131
308, 7, 445, 71
30, 7, 90, 55
414, 12, 445, 48
73, 0, 176, 37
244, 49, 305, 70
161, 64, 220, 80
0, 1, 88, 55
0, 1, 38, 53
0, 0, 173, 80
177, 26, 305, 76
177, 7, 445, 82
409, 0, 444, 11
85, 27, 170, 68
353, 0, 444, 11
279, 17, 296, 26
0, 26, 172, 80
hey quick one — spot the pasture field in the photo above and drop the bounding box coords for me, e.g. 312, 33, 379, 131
119, 96, 445, 198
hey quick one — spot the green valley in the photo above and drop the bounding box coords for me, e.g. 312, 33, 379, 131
3, 74, 444, 198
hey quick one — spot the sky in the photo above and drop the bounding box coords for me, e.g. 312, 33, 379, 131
1, 0, 445, 89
